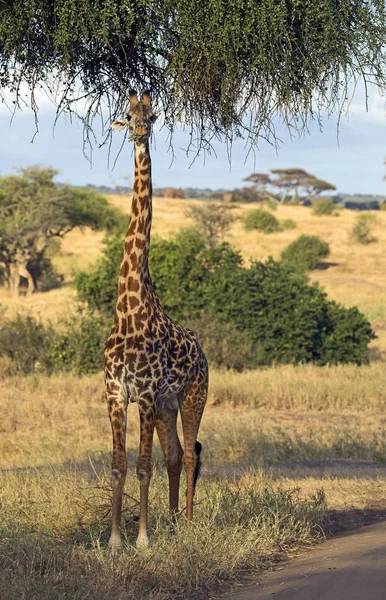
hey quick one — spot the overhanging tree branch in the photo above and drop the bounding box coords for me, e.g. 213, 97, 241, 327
0, 0, 385, 155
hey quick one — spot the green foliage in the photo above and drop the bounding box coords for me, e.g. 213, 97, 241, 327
264, 198, 278, 211
0, 315, 54, 374
0, 311, 108, 376
75, 231, 374, 368
244, 209, 281, 233
352, 213, 377, 244
186, 312, 256, 371
312, 198, 335, 216
1, 1, 385, 153
281, 235, 330, 270
0, 166, 123, 292
46, 311, 109, 375
281, 218, 297, 229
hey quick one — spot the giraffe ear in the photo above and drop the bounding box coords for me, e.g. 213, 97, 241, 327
142, 90, 152, 106
111, 118, 130, 130
129, 89, 139, 109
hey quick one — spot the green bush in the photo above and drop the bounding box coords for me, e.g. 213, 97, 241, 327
244, 209, 281, 233
0, 315, 54, 374
312, 198, 334, 215
0, 312, 109, 376
281, 235, 330, 270
352, 214, 377, 244
46, 310, 109, 375
186, 312, 257, 371
281, 218, 297, 229
74, 231, 374, 367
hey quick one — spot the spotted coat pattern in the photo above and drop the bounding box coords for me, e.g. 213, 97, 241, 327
105, 91, 208, 548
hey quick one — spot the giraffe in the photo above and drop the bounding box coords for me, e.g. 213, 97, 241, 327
106, 90, 208, 548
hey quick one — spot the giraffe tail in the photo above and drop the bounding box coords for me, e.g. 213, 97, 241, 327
193, 441, 202, 492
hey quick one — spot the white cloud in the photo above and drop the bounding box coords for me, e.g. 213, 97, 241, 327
344, 86, 386, 124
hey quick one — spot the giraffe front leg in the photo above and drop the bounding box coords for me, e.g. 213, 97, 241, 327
106, 384, 128, 548
136, 399, 156, 548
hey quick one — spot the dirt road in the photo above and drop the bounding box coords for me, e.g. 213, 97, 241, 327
226, 520, 386, 600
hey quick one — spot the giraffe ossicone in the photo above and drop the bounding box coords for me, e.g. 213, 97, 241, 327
105, 90, 208, 548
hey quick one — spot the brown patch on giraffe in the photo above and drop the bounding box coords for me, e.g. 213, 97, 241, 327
135, 238, 145, 250
127, 277, 140, 292
120, 261, 129, 278
125, 239, 134, 254
140, 168, 149, 176
120, 318, 127, 336
121, 294, 128, 313
130, 252, 139, 272
129, 296, 140, 310
126, 352, 136, 370
104, 337, 115, 352
134, 179, 140, 193
132, 201, 139, 217
140, 179, 148, 193
138, 195, 147, 210
118, 282, 126, 296
137, 217, 145, 233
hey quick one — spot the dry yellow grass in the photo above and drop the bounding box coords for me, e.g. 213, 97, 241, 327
2, 366, 386, 470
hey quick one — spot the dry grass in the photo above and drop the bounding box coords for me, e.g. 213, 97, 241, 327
2, 366, 386, 470
2, 365, 386, 598
0, 467, 325, 600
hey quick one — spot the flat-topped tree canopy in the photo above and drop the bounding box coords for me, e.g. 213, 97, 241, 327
0, 0, 385, 153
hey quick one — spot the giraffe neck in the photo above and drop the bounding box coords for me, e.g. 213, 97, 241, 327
116, 141, 153, 312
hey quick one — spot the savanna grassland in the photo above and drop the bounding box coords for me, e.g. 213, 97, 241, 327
1, 198, 386, 599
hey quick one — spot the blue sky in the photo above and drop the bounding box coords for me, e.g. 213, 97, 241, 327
1, 87, 385, 195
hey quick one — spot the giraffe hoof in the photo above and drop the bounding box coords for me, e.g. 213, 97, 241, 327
136, 533, 149, 549
108, 534, 122, 550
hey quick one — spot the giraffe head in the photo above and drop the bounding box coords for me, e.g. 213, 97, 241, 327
111, 90, 158, 143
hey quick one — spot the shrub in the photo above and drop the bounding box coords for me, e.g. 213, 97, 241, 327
0, 315, 55, 374
352, 214, 377, 244
264, 198, 278, 211
0, 312, 108, 376
186, 312, 257, 371
281, 235, 330, 270
244, 209, 281, 233
75, 232, 374, 367
312, 198, 335, 215
281, 218, 297, 229
46, 310, 109, 375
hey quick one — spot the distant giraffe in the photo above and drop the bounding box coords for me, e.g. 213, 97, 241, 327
9, 250, 35, 297
106, 90, 208, 548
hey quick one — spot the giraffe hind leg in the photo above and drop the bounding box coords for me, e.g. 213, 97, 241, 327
155, 406, 183, 515
180, 366, 208, 520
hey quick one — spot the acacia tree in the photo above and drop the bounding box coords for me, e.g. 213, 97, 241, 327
0, 1, 385, 152
304, 179, 337, 200
270, 168, 313, 203
0, 166, 122, 296
243, 173, 276, 201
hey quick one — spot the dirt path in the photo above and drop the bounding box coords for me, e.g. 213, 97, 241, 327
224, 520, 386, 600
